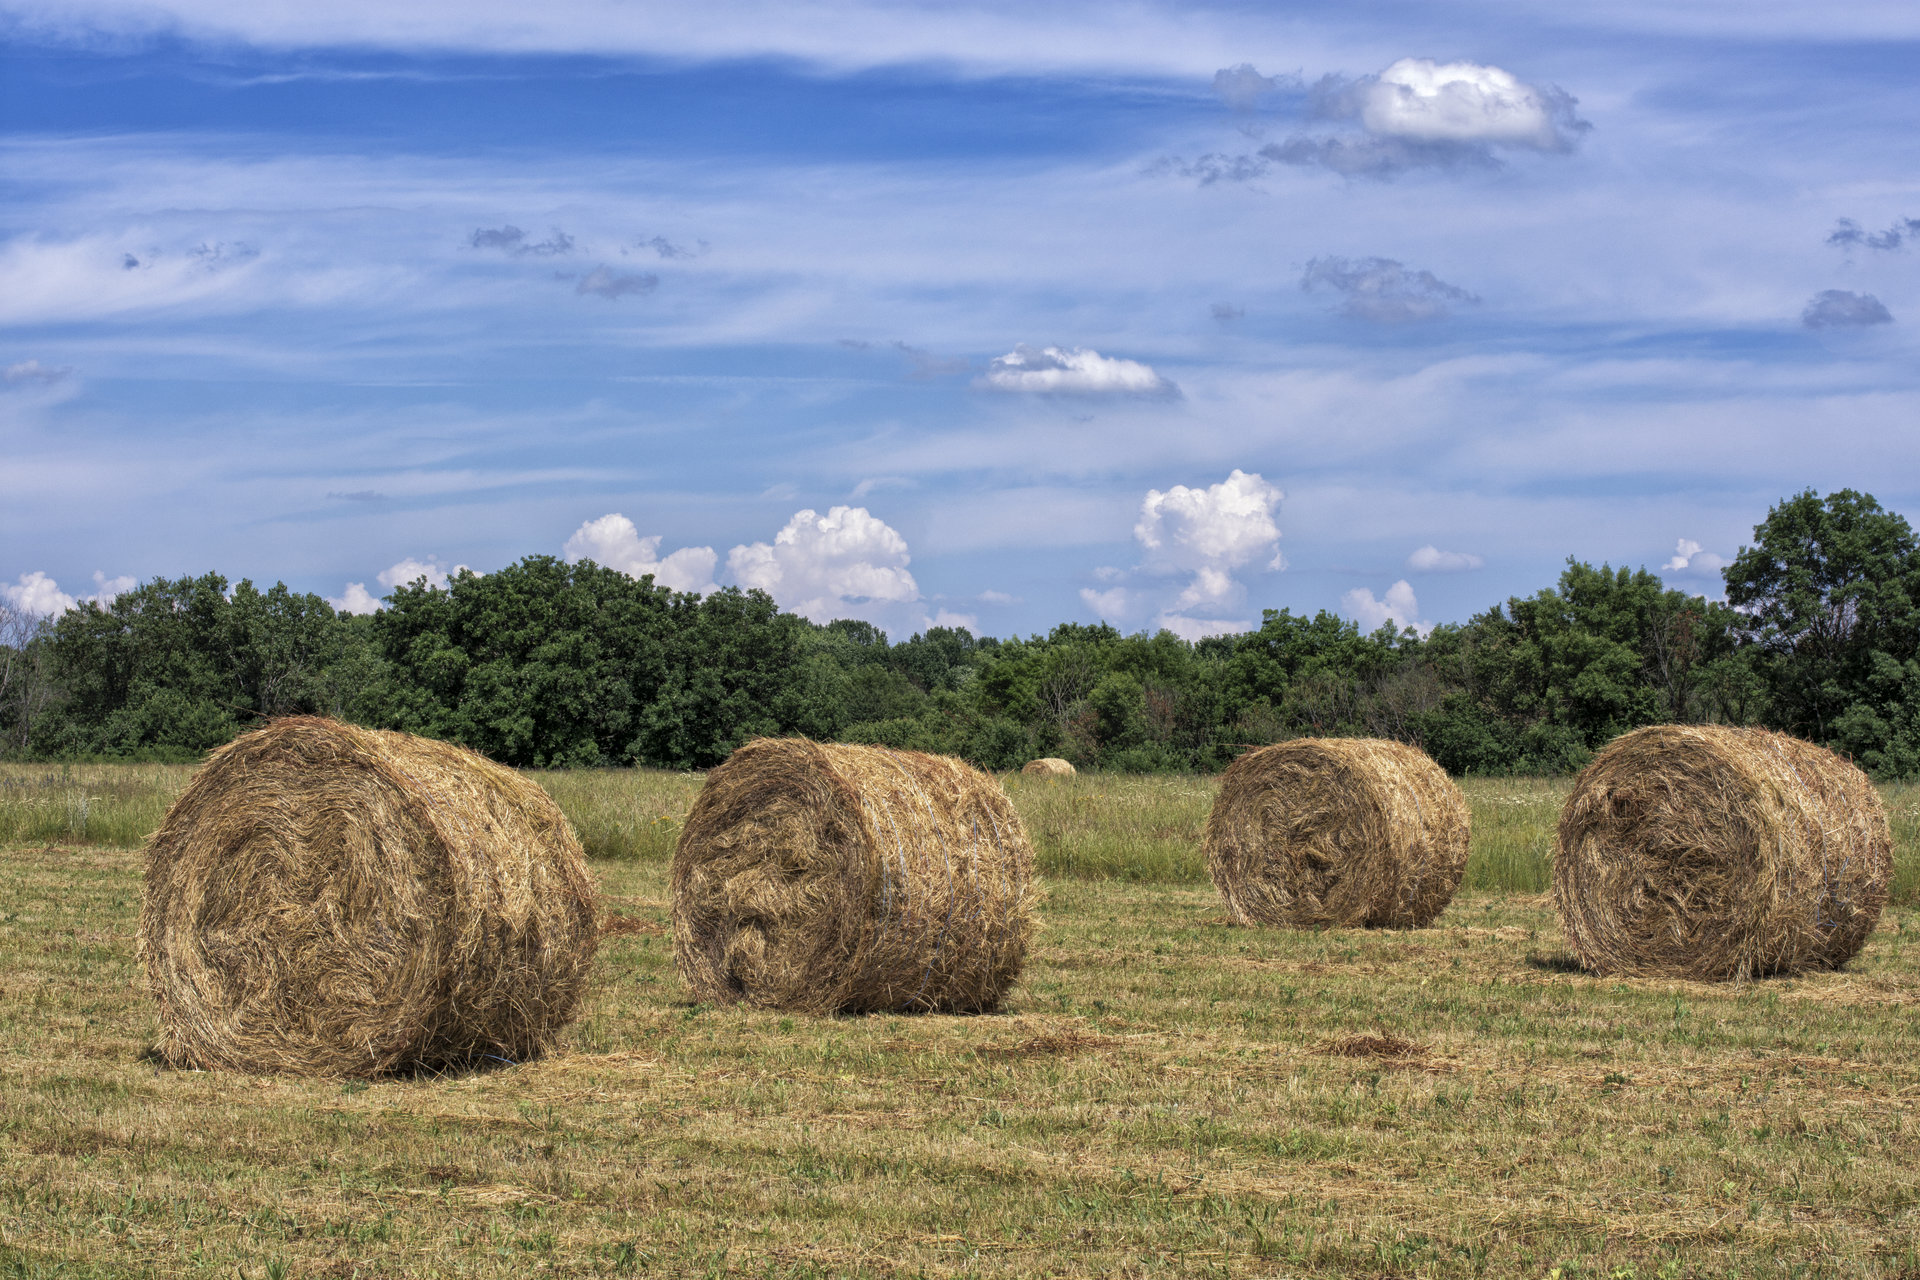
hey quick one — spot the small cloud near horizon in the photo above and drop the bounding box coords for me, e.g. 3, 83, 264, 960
1662, 538, 1727, 575
1407, 545, 1484, 571
1343, 579, 1431, 637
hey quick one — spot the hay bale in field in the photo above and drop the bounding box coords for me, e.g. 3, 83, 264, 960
1554, 725, 1890, 981
672, 738, 1037, 1015
1203, 737, 1470, 929
1022, 757, 1076, 778
139, 717, 597, 1077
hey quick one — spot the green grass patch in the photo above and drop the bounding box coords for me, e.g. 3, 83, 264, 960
3, 846, 1918, 1277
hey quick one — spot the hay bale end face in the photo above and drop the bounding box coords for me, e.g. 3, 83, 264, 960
1554, 725, 1891, 980
1203, 737, 1470, 929
1022, 757, 1076, 778
139, 717, 598, 1076
672, 738, 1037, 1015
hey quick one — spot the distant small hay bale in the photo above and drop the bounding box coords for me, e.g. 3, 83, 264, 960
672, 738, 1037, 1015
139, 717, 597, 1077
1554, 725, 1890, 981
1203, 738, 1470, 929
1022, 758, 1076, 778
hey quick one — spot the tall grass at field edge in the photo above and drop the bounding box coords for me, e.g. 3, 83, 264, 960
3, 763, 1916, 903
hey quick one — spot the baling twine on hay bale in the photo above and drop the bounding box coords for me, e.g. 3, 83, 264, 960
139, 717, 598, 1076
1022, 758, 1076, 778
1554, 724, 1891, 980
1203, 737, 1470, 929
672, 738, 1037, 1015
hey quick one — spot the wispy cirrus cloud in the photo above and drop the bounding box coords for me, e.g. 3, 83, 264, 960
3, 359, 74, 387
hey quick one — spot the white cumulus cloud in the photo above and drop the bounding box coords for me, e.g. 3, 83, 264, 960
1135, 468, 1284, 602
2, 569, 139, 617
563, 513, 720, 594
90, 571, 136, 606
979, 345, 1173, 395
2, 571, 78, 617
1157, 614, 1254, 642
1407, 545, 1484, 572
1267, 57, 1588, 176
1358, 58, 1580, 150
727, 505, 919, 623
1662, 538, 1727, 575
1123, 469, 1285, 635
330, 582, 383, 615
1079, 586, 1131, 620
378, 556, 468, 591
1343, 580, 1431, 637
329, 554, 473, 615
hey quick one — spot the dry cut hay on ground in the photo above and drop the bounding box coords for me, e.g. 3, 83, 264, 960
672, 738, 1037, 1015
1554, 724, 1891, 980
1021, 757, 1076, 778
1203, 737, 1470, 929
139, 717, 598, 1077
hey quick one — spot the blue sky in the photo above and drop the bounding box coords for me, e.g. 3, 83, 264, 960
3, 1, 1917, 641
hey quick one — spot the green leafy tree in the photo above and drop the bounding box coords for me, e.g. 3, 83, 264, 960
1724, 489, 1920, 772
376, 557, 678, 766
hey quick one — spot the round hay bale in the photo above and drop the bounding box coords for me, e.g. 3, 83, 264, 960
139, 717, 598, 1077
672, 738, 1037, 1015
1022, 757, 1076, 778
1203, 737, 1470, 929
1554, 725, 1891, 980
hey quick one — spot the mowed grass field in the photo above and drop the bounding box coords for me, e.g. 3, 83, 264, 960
2, 763, 1919, 1277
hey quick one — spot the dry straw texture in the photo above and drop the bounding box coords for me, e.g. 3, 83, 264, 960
139, 717, 597, 1077
1022, 758, 1077, 777
672, 738, 1037, 1015
1554, 724, 1891, 980
1203, 737, 1470, 929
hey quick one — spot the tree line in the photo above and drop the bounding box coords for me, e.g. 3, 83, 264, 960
4, 489, 1917, 777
